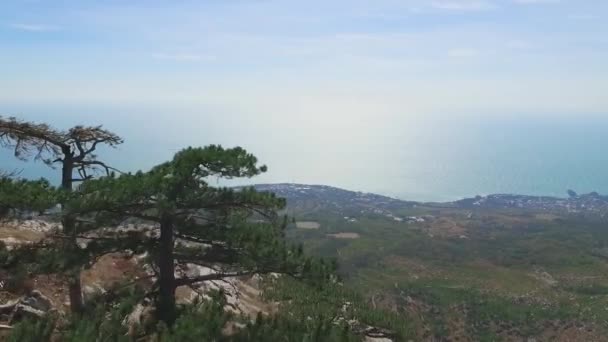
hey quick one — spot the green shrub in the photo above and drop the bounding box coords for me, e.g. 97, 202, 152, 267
8, 316, 56, 342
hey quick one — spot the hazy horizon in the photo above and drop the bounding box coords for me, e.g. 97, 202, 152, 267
2, 0, 608, 201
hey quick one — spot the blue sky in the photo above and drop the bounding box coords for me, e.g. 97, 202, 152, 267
1, 0, 607, 115
1, 1, 608, 196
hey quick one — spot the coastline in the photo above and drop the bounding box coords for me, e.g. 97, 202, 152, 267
252, 183, 608, 215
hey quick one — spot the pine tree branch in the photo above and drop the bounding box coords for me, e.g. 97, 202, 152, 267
174, 270, 258, 287
51, 234, 122, 242
174, 233, 224, 246
75, 160, 122, 176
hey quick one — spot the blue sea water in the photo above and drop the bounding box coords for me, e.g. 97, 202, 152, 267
372, 118, 608, 202
1, 104, 607, 202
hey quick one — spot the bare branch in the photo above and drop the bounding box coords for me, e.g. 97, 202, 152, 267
51, 234, 123, 242
174, 268, 301, 287
71, 177, 93, 183
174, 233, 223, 246
68, 125, 123, 162
0, 116, 66, 160
75, 160, 122, 176
174, 270, 258, 287
74, 139, 87, 160
1, 117, 124, 181
0, 169, 20, 178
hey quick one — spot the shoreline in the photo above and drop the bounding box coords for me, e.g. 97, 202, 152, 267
252, 183, 606, 205
252, 183, 608, 214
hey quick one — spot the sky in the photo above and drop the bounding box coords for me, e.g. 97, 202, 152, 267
1, 0, 608, 198
1, 0, 607, 114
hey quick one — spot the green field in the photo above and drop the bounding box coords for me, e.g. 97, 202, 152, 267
283, 203, 608, 340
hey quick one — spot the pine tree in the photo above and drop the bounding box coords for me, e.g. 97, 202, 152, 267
68, 146, 328, 326
0, 116, 123, 313
0, 176, 57, 219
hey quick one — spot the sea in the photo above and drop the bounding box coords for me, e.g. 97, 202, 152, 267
1, 105, 607, 203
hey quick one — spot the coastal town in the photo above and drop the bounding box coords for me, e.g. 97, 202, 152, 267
255, 184, 608, 218
454, 192, 608, 215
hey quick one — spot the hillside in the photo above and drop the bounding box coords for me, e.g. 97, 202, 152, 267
262, 184, 608, 341
254, 184, 415, 213
4, 183, 608, 340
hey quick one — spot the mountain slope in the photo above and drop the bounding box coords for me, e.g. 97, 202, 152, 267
259, 183, 608, 341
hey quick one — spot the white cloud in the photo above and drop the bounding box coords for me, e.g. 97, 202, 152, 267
152, 53, 216, 62
2, 0, 608, 121
8, 23, 60, 32
430, 0, 496, 11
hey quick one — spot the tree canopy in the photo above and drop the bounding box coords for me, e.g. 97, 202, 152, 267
0, 116, 123, 181
0, 176, 58, 219
0, 116, 124, 314
63, 145, 327, 325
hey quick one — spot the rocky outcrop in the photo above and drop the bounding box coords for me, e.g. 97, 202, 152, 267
0, 219, 58, 250
174, 265, 279, 317
0, 290, 55, 325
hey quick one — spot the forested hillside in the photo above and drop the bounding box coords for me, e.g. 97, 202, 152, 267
278, 184, 608, 341
0, 117, 399, 341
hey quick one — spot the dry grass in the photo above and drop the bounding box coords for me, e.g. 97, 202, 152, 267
424, 217, 467, 238
295, 221, 320, 229
535, 213, 561, 221
0, 227, 45, 243
327, 232, 360, 239
81, 253, 151, 292
31, 274, 70, 313
382, 255, 442, 279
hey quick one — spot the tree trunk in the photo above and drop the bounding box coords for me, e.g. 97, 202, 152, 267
60, 157, 73, 192
68, 276, 84, 314
157, 217, 176, 326
61, 157, 85, 314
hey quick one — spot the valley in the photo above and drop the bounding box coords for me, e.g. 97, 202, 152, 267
264, 184, 608, 341
3, 183, 608, 340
